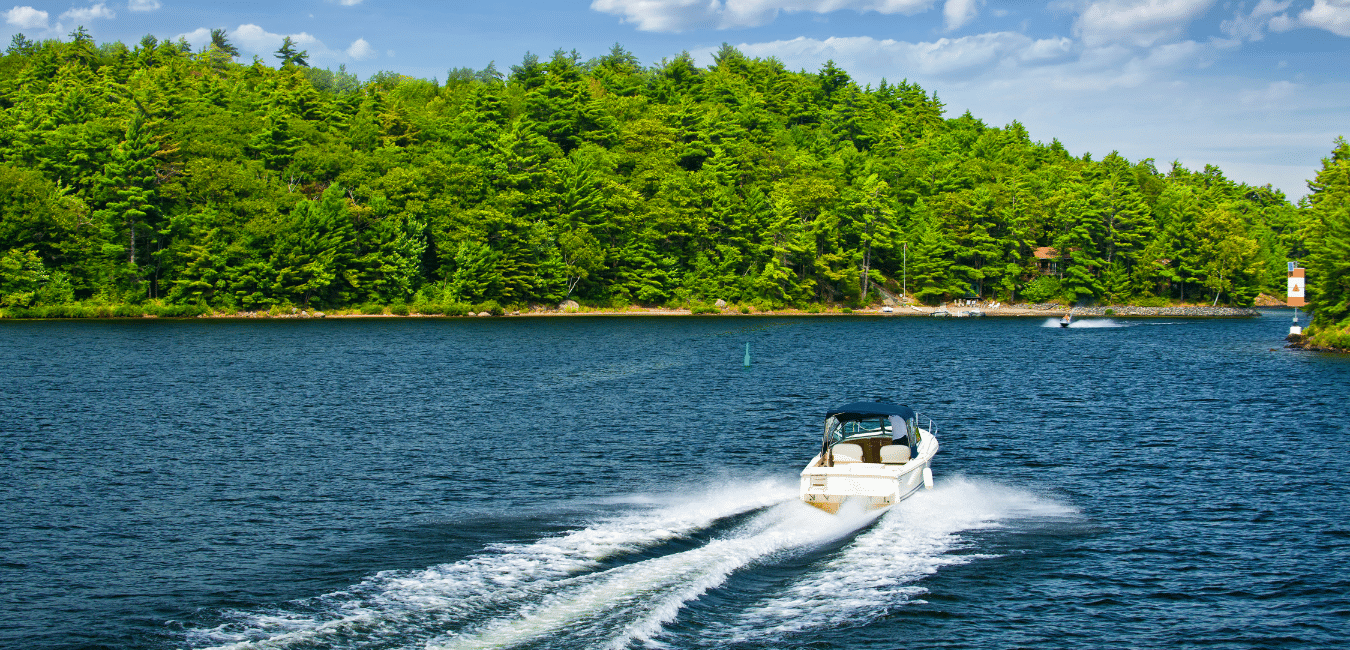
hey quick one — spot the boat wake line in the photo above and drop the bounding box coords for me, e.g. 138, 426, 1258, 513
1041, 318, 1126, 328
186, 478, 1076, 650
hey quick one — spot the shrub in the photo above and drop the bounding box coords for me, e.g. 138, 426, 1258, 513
1020, 276, 1062, 303
360, 303, 385, 315
472, 300, 504, 316
841, 307, 853, 314
1134, 296, 1169, 307
690, 301, 718, 315
739, 306, 750, 314
146, 302, 207, 318
1308, 321, 1350, 350
390, 303, 410, 316
1104, 308, 1115, 316
113, 304, 144, 317
751, 299, 776, 313
444, 302, 470, 316
805, 304, 822, 314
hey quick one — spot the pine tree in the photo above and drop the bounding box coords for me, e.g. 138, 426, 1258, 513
274, 36, 309, 68
1306, 137, 1350, 327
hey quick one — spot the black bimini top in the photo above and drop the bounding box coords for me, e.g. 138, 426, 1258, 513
826, 402, 916, 422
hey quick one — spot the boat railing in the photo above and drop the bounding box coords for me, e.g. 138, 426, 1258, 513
914, 412, 936, 439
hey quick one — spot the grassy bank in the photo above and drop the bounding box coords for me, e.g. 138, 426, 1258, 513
1304, 321, 1350, 352
0, 302, 210, 319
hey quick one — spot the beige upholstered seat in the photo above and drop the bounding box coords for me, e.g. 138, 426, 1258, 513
880, 444, 911, 464
831, 443, 864, 463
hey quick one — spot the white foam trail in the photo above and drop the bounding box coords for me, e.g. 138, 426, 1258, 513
1041, 318, 1125, 328
186, 479, 796, 649
709, 477, 1078, 644
430, 502, 878, 650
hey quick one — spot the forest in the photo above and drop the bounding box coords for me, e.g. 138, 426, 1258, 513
0, 28, 1346, 341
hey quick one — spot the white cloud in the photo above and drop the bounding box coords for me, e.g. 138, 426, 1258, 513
173, 24, 386, 64
231, 23, 320, 54
1240, 79, 1301, 107
590, 0, 935, 32
943, 0, 980, 30
4, 5, 49, 29
60, 3, 116, 22
128, 0, 162, 12
713, 32, 1344, 198
1074, 0, 1216, 47
723, 33, 1081, 79
1270, 0, 1350, 36
176, 24, 326, 59
175, 26, 211, 50
346, 37, 376, 60
1221, 0, 1292, 41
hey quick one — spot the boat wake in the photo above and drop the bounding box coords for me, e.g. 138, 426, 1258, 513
1042, 318, 1125, 328
184, 478, 1075, 650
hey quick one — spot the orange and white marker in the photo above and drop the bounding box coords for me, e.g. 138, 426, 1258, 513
1289, 266, 1305, 335
1287, 267, 1305, 307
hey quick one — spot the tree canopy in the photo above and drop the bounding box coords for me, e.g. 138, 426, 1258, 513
0, 35, 1332, 317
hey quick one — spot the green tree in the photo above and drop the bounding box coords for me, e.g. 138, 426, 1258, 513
1305, 137, 1350, 329
274, 36, 309, 68
208, 28, 238, 66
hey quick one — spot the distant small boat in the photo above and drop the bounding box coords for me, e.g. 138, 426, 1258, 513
931, 308, 951, 317
961, 309, 984, 318
800, 402, 938, 513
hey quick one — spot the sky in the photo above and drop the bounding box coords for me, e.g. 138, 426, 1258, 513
3, 1, 1348, 198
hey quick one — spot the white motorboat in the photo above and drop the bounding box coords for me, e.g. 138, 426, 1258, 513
800, 402, 939, 514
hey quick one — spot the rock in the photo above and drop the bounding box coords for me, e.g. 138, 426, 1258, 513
714, 299, 727, 308
883, 297, 897, 306
314, 311, 325, 318
560, 300, 580, 312
478, 311, 491, 317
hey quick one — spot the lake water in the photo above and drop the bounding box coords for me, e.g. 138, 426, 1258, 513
2, 312, 1347, 649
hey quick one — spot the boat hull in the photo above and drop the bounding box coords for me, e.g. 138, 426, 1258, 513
799, 433, 938, 513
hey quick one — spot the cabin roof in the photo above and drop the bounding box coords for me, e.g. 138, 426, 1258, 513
1033, 246, 1059, 260
826, 402, 916, 422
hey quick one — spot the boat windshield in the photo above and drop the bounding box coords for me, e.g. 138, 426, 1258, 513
824, 412, 916, 447
819, 402, 919, 464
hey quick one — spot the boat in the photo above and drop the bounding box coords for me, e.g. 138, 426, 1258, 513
931, 308, 951, 317
1059, 312, 1072, 327
799, 402, 939, 513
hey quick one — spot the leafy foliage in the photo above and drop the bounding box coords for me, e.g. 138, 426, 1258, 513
0, 36, 1328, 316
1304, 137, 1350, 335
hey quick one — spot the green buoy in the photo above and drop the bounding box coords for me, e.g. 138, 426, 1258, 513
744, 342, 751, 367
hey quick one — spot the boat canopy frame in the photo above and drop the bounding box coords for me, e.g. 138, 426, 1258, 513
820, 402, 920, 466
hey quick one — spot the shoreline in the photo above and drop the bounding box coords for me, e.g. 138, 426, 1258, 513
3, 303, 1267, 320
212, 303, 1263, 319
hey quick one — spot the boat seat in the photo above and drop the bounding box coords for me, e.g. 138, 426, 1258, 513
831, 443, 864, 464
880, 444, 911, 464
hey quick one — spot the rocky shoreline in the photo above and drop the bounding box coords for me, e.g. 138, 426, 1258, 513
1011, 304, 1262, 318
0, 302, 1274, 320
1285, 333, 1350, 354
197, 303, 1264, 319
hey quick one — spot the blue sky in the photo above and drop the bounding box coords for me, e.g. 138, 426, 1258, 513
4, 1, 1348, 197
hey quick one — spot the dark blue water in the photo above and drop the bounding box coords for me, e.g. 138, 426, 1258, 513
2, 312, 1347, 649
